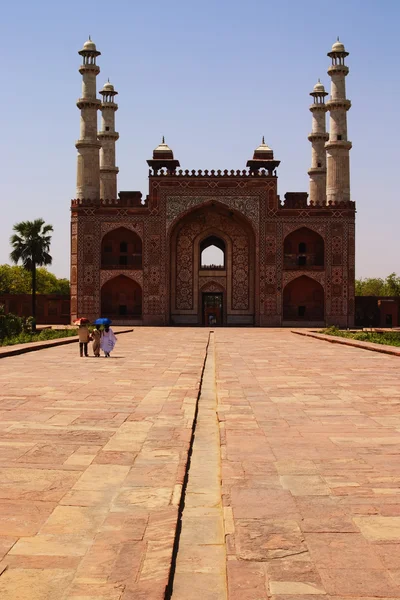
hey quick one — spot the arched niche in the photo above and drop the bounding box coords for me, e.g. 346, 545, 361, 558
283, 275, 324, 321
283, 227, 324, 268
169, 201, 256, 324
101, 275, 142, 318
101, 227, 143, 269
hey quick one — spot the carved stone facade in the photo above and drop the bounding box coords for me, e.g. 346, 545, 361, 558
71, 171, 355, 327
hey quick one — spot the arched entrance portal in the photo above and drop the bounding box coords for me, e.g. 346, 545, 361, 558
169, 203, 255, 326
101, 275, 142, 320
283, 275, 324, 322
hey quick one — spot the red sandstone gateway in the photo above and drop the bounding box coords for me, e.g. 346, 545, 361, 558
71, 38, 355, 328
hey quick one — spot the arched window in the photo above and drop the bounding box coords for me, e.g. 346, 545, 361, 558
200, 236, 226, 269
283, 228, 324, 269
101, 228, 142, 269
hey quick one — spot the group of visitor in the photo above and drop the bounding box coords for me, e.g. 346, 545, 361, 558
78, 323, 117, 358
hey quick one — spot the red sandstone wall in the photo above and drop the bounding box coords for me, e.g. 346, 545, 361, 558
0, 294, 70, 325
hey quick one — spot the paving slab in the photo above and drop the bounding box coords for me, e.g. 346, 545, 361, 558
215, 328, 400, 599
1, 327, 400, 600
0, 328, 209, 600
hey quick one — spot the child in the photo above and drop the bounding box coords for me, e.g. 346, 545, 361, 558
91, 324, 101, 357
100, 325, 117, 358
78, 323, 90, 357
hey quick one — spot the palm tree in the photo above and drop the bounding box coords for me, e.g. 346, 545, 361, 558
10, 219, 53, 331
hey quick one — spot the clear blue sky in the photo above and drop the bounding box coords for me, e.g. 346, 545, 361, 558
1, 0, 398, 279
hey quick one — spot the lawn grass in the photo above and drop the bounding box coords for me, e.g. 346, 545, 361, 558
0, 328, 78, 347
321, 326, 400, 348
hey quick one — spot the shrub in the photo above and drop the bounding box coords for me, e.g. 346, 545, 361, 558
0, 327, 78, 347
0, 305, 24, 339
321, 326, 400, 348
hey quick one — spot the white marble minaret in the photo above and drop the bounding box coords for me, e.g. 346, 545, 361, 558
325, 39, 352, 204
308, 81, 329, 205
98, 80, 119, 199
75, 38, 101, 201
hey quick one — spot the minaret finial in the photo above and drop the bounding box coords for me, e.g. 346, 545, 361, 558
107, 77, 110, 83
262, 135, 265, 144
337, 36, 340, 41
318, 78, 321, 83
162, 135, 165, 144
89, 35, 91, 41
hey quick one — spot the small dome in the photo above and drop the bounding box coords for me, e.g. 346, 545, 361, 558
255, 142, 273, 153
153, 137, 174, 159
252, 137, 274, 160
313, 80, 325, 93
82, 38, 97, 51
251, 137, 274, 161
255, 137, 273, 153
331, 39, 345, 53
102, 81, 114, 91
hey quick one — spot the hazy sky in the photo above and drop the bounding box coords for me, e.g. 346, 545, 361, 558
1, 0, 398, 279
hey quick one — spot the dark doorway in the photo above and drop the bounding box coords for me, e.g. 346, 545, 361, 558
202, 293, 223, 326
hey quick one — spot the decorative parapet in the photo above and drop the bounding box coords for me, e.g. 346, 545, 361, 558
280, 198, 356, 210
149, 168, 276, 178
71, 195, 148, 208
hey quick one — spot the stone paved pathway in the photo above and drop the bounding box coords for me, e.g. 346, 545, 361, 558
216, 329, 400, 599
0, 328, 400, 599
0, 329, 209, 600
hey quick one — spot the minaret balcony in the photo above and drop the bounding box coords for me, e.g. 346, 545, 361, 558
325, 139, 352, 151
326, 99, 351, 111
76, 98, 101, 109
308, 167, 326, 175
75, 139, 101, 149
98, 131, 119, 141
79, 64, 100, 76
309, 104, 328, 113
100, 101, 118, 110
308, 132, 329, 142
327, 64, 349, 76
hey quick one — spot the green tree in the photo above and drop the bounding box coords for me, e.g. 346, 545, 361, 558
0, 265, 70, 295
355, 273, 400, 297
0, 265, 31, 294
10, 219, 53, 331
36, 268, 70, 294
385, 273, 400, 296
355, 277, 386, 296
